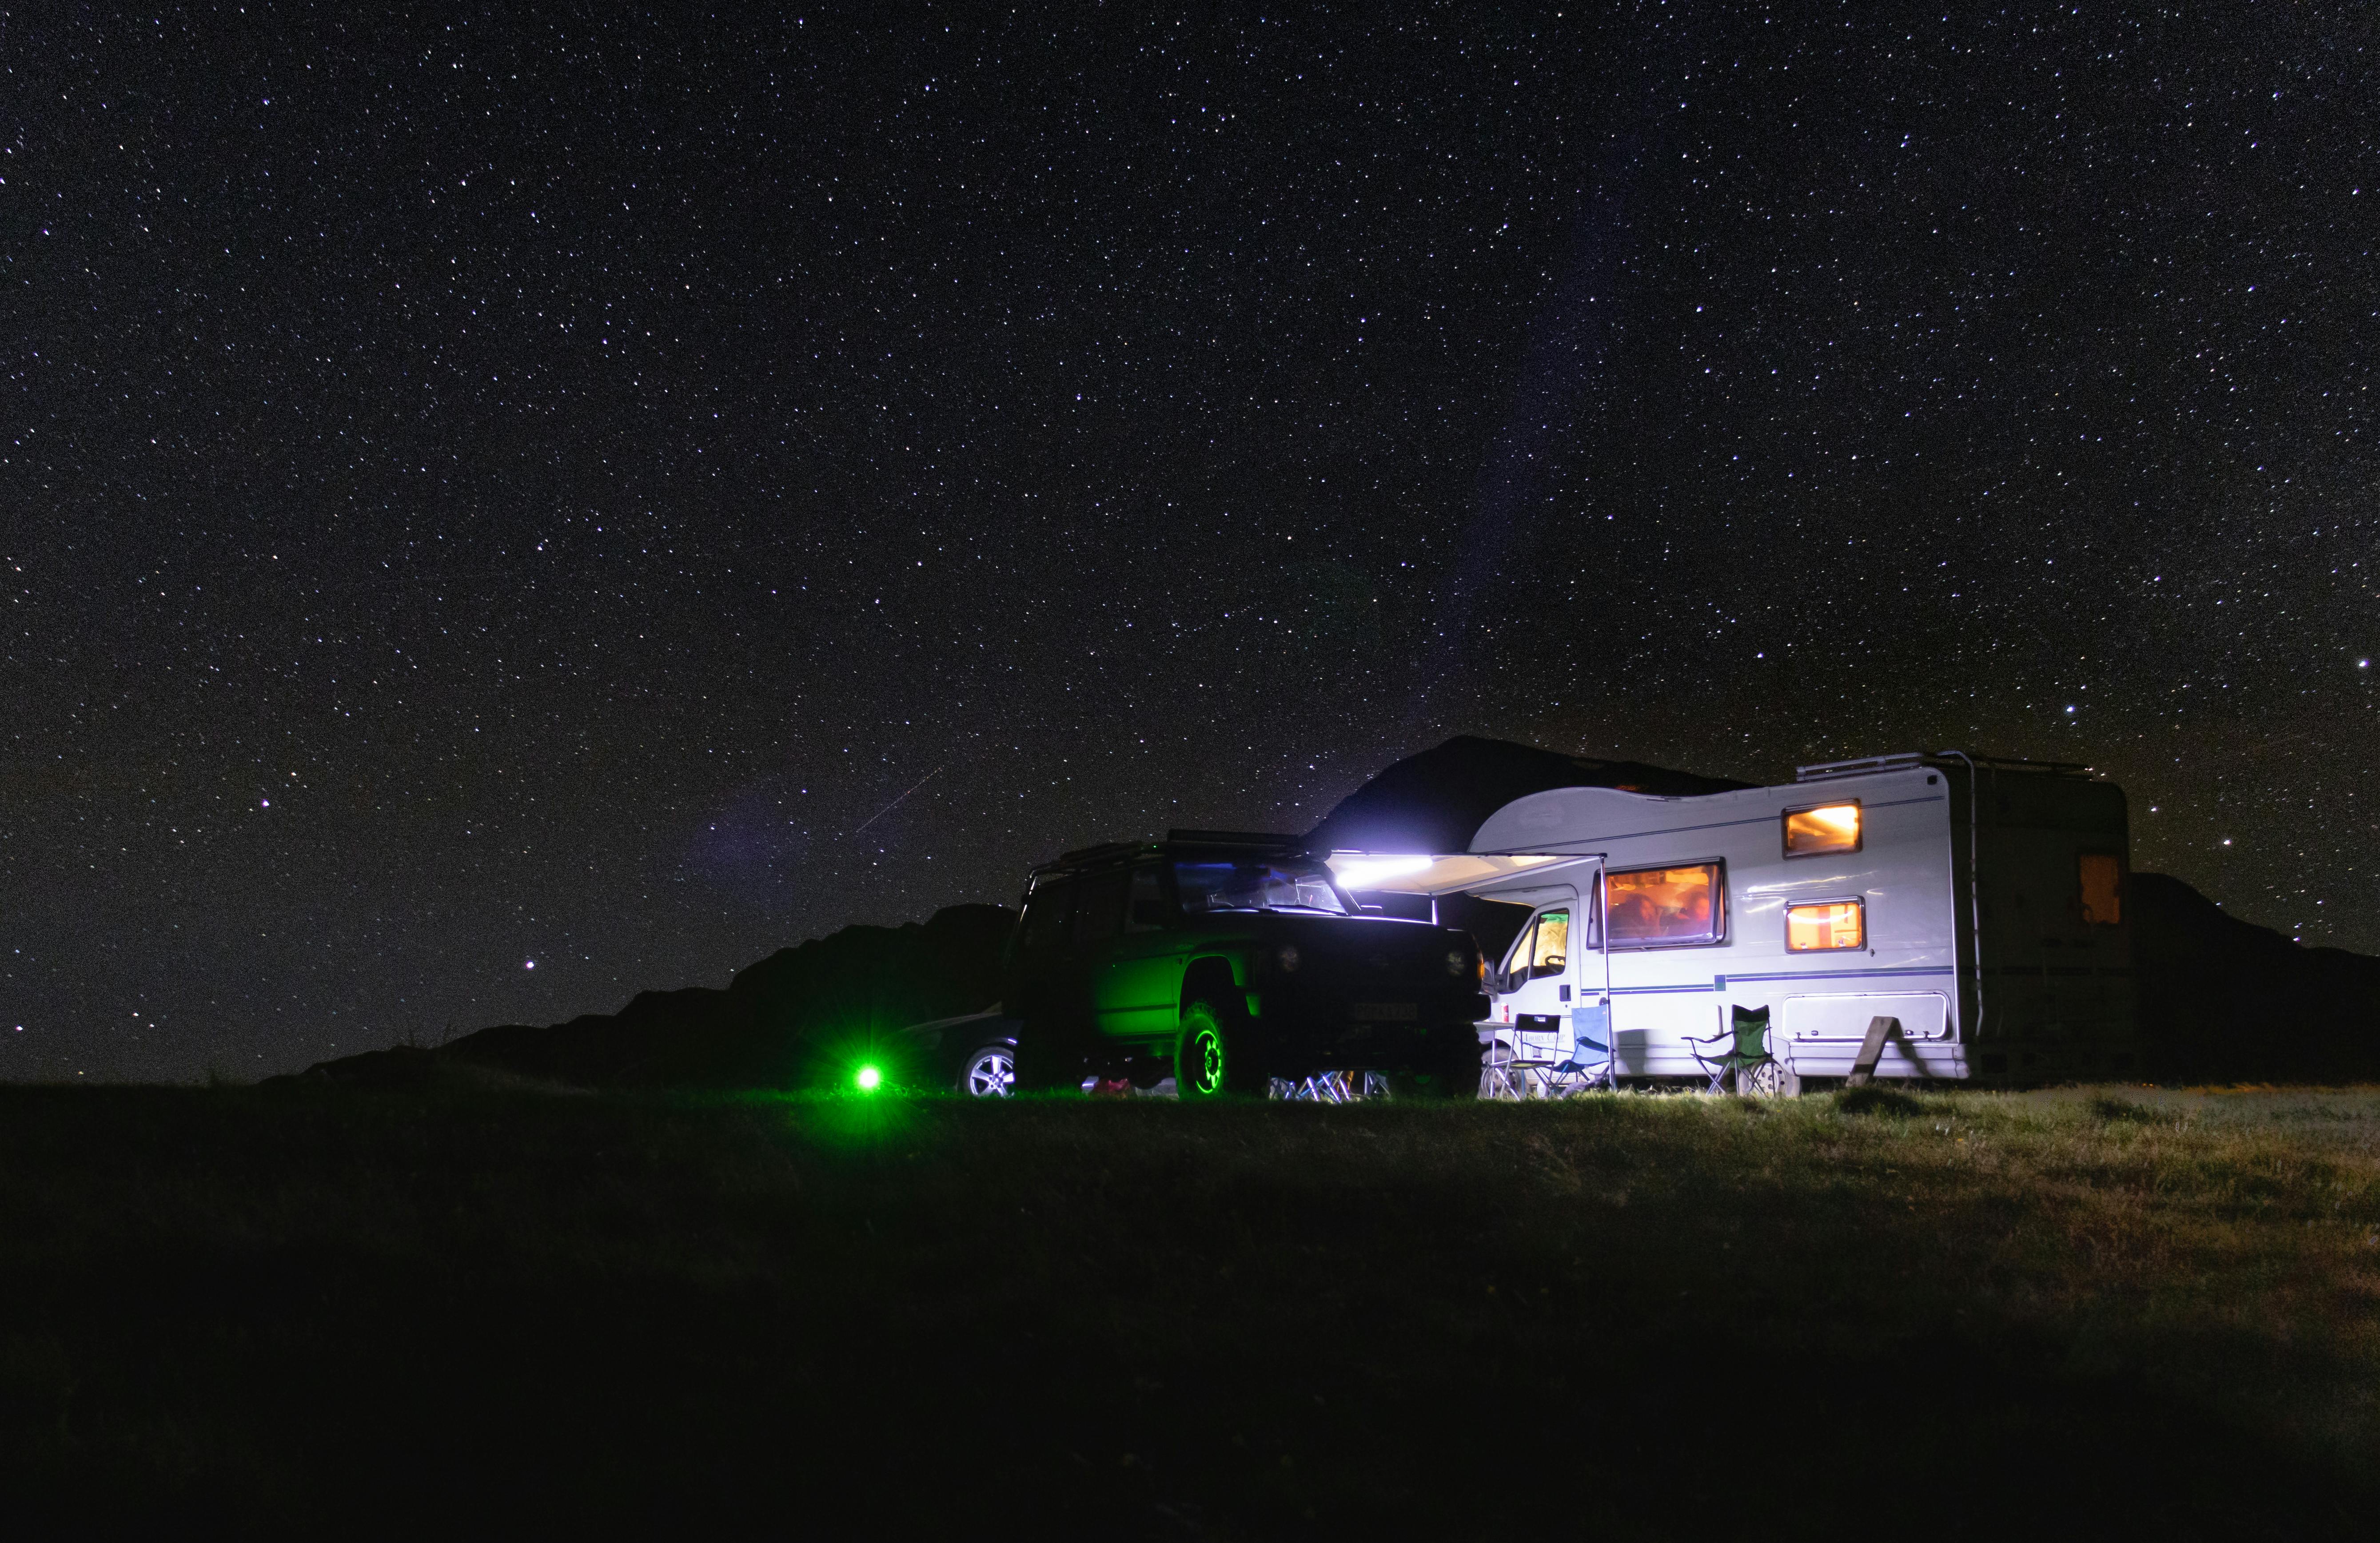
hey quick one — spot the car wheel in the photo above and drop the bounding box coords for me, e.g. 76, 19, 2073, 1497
1738, 1058, 1799, 1098
957, 1043, 1017, 1098
1175, 999, 1264, 1099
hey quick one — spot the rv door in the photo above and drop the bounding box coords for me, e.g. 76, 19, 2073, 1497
1494, 901, 1577, 1038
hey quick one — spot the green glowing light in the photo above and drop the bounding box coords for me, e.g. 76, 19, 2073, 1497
854, 1065, 883, 1092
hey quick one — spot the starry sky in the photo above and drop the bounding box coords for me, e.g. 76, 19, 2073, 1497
6, 4, 2376, 1081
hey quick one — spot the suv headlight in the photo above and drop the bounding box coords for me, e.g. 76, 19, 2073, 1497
1276, 945, 1301, 974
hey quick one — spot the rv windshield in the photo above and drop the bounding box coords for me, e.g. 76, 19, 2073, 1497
1174, 859, 1349, 915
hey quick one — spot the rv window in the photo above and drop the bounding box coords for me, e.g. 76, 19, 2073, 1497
2079, 853, 2124, 926
1022, 877, 1076, 953
1606, 864, 1724, 947
1783, 803, 1862, 856
1500, 908, 1571, 982
1785, 899, 1865, 952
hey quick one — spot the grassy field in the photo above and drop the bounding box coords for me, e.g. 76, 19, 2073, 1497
1, 1083, 2375, 1538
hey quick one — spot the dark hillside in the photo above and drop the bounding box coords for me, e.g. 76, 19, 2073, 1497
2133, 874, 2380, 1082
1303, 734, 1754, 855
293, 904, 1011, 1091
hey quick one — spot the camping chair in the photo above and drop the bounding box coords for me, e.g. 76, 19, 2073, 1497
1687, 1005, 1775, 1094
1483, 1020, 1564, 1099
1532, 1002, 1616, 1097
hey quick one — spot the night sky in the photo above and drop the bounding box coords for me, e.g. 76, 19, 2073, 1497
7, 5, 2376, 1082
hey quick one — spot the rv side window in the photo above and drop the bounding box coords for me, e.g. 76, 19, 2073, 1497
1783, 802, 1862, 857
1785, 899, 1865, 951
1606, 864, 1724, 947
2079, 853, 2124, 925
1022, 877, 1076, 953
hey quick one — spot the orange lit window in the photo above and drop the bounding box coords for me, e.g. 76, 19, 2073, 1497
2079, 853, 2124, 925
1606, 864, 1723, 947
1783, 802, 1862, 856
1785, 899, 1866, 951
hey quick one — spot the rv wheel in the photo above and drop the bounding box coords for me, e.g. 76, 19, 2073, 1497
1738, 1059, 1801, 1098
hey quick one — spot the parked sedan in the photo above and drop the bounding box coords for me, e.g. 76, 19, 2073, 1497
894, 1010, 1021, 1097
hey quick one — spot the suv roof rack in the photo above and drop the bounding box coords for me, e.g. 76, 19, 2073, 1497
1165, 828, 1304, 849
1052, 840, 1153, 867
1794, 751, 2094, 783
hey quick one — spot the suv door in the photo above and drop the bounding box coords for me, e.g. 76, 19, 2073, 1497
1096, 863, 1183, 1044
1070, 866, 1133, 1043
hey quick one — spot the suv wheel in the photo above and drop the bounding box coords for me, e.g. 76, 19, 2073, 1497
1175, 999, 1264, 1099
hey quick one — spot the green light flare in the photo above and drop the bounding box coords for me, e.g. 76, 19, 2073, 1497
854, 1065, 883, 1093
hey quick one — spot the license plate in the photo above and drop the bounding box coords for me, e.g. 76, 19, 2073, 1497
1351, 1002, 1417, 1022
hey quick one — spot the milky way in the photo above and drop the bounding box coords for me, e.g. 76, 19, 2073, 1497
5, 7, 2374, 1079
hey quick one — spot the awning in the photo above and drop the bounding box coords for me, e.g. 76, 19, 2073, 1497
1324, 851, 1603, 897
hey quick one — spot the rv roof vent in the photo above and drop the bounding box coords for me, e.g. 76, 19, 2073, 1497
1795, 753, 1926, 783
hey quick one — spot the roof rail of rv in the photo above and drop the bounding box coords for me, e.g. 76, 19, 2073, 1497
1939, 752, 2096, 776
1793, 752, 2095, 783
1794, 753, 1927, 782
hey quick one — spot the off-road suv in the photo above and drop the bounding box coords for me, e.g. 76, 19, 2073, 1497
1004, 831, 1488, 1097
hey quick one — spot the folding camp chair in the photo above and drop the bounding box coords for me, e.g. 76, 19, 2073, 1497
1483, 1021, 1563, 1099
1687, 1005, 1778, 1094
1536, 1002, 1616, 1097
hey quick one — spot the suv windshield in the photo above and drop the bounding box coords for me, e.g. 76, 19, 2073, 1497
1173, 859, 1348, 915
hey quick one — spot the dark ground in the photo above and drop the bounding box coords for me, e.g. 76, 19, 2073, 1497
2, 1085, 2374, 1538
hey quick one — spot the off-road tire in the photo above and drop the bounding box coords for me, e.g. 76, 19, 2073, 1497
1175, 998, 1267, 1100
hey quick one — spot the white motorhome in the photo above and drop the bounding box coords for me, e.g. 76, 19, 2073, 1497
1327, 753, 2137, 1090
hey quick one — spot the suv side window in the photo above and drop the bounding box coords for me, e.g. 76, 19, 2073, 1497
1072, 867, 1131, 949
1126, 864, 1167, 932
1022, 877, 1076, 954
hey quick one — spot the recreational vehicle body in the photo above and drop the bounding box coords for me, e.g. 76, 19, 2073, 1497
1328, 753, 2137, 1090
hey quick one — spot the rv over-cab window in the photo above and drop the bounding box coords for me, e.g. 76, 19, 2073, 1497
1606, 864, 1724, 947
2079, 853, 2124, 926
1785, 899, 1865, 951
1783, 803, 1861, 856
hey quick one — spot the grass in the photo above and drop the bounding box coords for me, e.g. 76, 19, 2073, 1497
1, 1083, 2376, 1538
